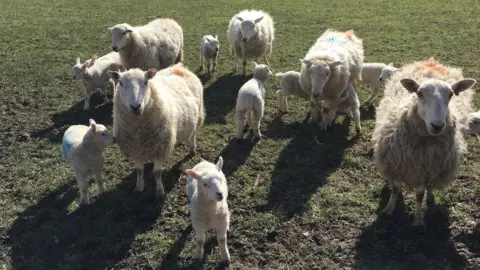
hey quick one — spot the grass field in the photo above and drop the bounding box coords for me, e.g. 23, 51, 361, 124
1, 0, 480, 269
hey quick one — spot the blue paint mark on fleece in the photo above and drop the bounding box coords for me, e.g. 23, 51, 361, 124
62, 129, 75, 161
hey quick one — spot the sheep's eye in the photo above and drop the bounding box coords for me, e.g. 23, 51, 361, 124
203, 183, 208, 187
144, 81, 148, 86
325, 71, 330, 76
417, 91, 423, 98
119, 81, 123, 86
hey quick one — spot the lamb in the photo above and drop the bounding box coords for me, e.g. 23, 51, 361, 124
200, 35, 220, 75
299, 29, 364, 132
360, 62, 392, 104
108, 64, 204, 199
378, 62, 398, 83
62, 119, 116, 204
71, 57, 91, 81
185, 157, 230, 263
468, 110, 480, 135
235, 62, 273, 140
227, 9, 275, 76
108, 18, 184, 71
274, 71, 310, 113
320, 83, 362, 132
81, 52, 124, 110
372, 57, 476, 226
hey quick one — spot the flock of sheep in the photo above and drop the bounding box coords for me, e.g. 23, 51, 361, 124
64, 9, 480, 264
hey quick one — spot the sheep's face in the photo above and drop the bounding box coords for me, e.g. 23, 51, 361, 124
236, 15, 263, 42
252, 62, 273, 81
379, 63, 396, 84
186, 157, 227, 202
401, 78, 476, 136
107, 68, 157, 116
87, 119, 116, 148
302, 59, 343, 97
203, 35, 220, 53
72, 58, 85, 80
108, 24, 133, 52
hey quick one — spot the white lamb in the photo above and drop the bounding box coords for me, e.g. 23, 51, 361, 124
378, 63, 398, 83
235, 62, 273, 140
299, 29, 364, 132
360, 62, 391, 104
71, 57, 91, 80
274, 71, 310, 113
186, 157, 230, 263
227, 9, 275, 76
108, 18, 183, 71
200, 35, 220, 75
62, 119, 116, 204
81, 52, 124, 110
108, 64, 204, 199
320, 83, 362, 133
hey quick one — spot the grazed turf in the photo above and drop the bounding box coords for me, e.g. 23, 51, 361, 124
0, 0, 479, 269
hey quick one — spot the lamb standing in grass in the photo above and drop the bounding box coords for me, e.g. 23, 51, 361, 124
186, 157, 230, 264
108, 18, 183, 71
108, 65, 204, 199
372, 57, 476, 226
62, 119, 116, 204
200, 35, 220, 75
227, 9, 274, 76
71, 57, 91, 81
360, 62, 393, 104
299, 29, 364, 132
274, 71, 310, 113
235, 62, 273, 140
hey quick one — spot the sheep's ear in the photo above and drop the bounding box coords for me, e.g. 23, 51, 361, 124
205, 36, 211, 43
451, 79, 476, 96
125, 25, 134, 33
88, 55, 97, 67
108, 27, 113, 33
252, 61, 258, 68
145, 68, 157, 80
89, 119, 97, 132
400, 78, 420, 93
388, 62, 394, 67
216, 156, 224, 172
76, 58, 80, 65
254, 16, 264, 24
301, 59, 312, 66
82, 60, 90, 69
236, 16, 244, 22
108, 70, 120, 81
186, 169, 201, 179
330, 60, 343, 67
214, 34, 218, 40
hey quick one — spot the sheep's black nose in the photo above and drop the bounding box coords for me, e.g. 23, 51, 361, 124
216, 192, 223, 200
242, 38, 247, 42
312, 92, 319, 97
431, 123, 444, 133
379, 78, 383, 82
130, 104, 141, 112
112, 46, 118, 51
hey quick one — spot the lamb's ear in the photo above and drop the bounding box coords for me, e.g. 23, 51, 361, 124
108, 70, 120, 81
301, 59, 312, 66
400, 78, 420, 93
387, 62, 394, 67
216, 156, 224, 172
125, 25, 134, 33
88, 55, 97, 67
254, 16, 264, 24
451, 79, 476, 96
214, 34, 218, 40
236, 16, 244, 22
76, 58, 80, 65
82, 60, 90, 69
108, 27, 113, 33
89, 119, 97, 133
330, 60, 344, 67
252, 61, 258, 68
145, 68, 157, 80
186, 169, 201, 179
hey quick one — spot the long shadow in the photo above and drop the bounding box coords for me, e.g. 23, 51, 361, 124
264, 114, 308, 140
216, 138, 258, 177
455, 223, 480, 255
158, 225, 193, 270
354, 184, 468, 269
359, 105, 376, 120
203, 74, 248, 124
6, 167, 172, 270
30, 94, 113, 143
262, 117, 359, 218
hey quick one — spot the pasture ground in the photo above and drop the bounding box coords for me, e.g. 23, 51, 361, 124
0, 0, 479, 269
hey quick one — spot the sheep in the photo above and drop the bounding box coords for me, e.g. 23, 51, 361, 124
71, 57, 91, 81
360, 62, 391, 104
235, 62, 273, 140
200, 35, 220, 75
320, 83, 362, 133
274, 71, 310, 113
81, 52, 124, 110
227, 9, 274, 76
468, 110, 480, 135
108, 18, 184, 71
372, 57, 476, 226
108, 64, 204, 199
299, 29, 364, 132
62, 119, 116, 204
185, 157, 230, 263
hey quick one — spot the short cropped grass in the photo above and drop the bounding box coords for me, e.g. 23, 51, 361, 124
0, 0, 479, 269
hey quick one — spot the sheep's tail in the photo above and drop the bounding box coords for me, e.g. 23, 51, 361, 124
274, 72, 284, 79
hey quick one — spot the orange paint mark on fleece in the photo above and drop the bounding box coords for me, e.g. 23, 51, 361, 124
415, 57, 449, 75
171, 66, 187, 77
345, 30, 353, 39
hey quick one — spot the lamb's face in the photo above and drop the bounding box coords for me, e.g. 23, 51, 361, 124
379, 64, 396, 84
108, 68, 157, 116
208, 38, 220, 53
186, 157, 226, 202
108, 24, 133, 52
87, 119, 116, 148
236, 15, 263, 42
302, 59, 343, 97
72, 58, 84, 80
401, 78, 476, 136
252, 62, 273, 81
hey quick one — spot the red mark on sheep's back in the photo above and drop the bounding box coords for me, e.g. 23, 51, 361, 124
415, 57, 449, 76
345, 30, 353, 39
171, 67, 188, 77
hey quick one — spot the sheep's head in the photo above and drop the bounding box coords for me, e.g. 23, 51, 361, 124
205, 35, 220, 53
301, 58, 343, 97
107, 68, 157, 116
186, 157, 227, 202
379, 63, 396, 83
236, 15, 263, 42
401, 78, 476, 136
72, 58, 88, 80
86, 119, 116, 148
252, 62, 273, 81
108, 23, 134, 52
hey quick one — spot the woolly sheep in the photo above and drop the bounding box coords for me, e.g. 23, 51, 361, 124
81, 52, 124, 110
227, 9, 275, 76
200, 35, 220, 75
185, 157, 230, 263
108, 65, 204, 199
62, 119, 116, 204
299, 29, 364, 131
71, 57, 91, 81
360, 62, 391, 104
235, 62, 273, 140
372, 57, 476, 226
469, 110, 480, 135
108, 18, 183, 71
274, 71, 310, 113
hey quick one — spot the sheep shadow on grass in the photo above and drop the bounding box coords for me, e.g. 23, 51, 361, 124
354, 183, 468, 269
215, 137, 259, 177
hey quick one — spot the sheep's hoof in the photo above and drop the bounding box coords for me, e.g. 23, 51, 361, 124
156, 190, 166, 200
319, 124, 328, 131
413, 219, 425, 227
83, 105, 89, 111
355, 127, 362, 134
199, 66, 203, 71
426, 196, 435, 206
381, 206, 394, 216
134, 185, 144, 192
79, 198, 89, 205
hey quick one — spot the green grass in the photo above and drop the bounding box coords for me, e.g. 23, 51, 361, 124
1, 0, 480, 269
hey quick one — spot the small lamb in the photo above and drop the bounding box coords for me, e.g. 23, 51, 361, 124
360, 62, 392, 104
274, 71, 309, 113
200, 35, 220, 75
71, 58, 91, 80
186, 157, 230, 264
320, 83, 362, 133
378, 63, 398, 83
235, 62, 273, 139
62, 119, 116, 204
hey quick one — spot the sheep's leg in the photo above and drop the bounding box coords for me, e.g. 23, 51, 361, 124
254, 56, 258, 63
350, 91, 362, 134
153, 160, 165, 199
217, 225, 230, 263
189, 129, 197, 156
426, 188, 435, 205
213, 55, 218, 72
246, 110, 253, 128
206, 59, 211, 76
276, 90, 284, 112
235, 109, 246, 139
199, 52, 204, 70
413, 188, 426, 226
264, 53, 271, 68
242, 48, 247, 76
381, 184, 401, 215
83, 90, 92, 110
76, 172, 89, 204
310, 99, 321, 123
93, 170, 105, 195
134, 161, 145, 192
320, 107, 335, 131
194, 227, 206, 260
284, 97, 289, 112
234, 56, 238, 72
364, 88, 379, 104
252, 101, 264, 139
